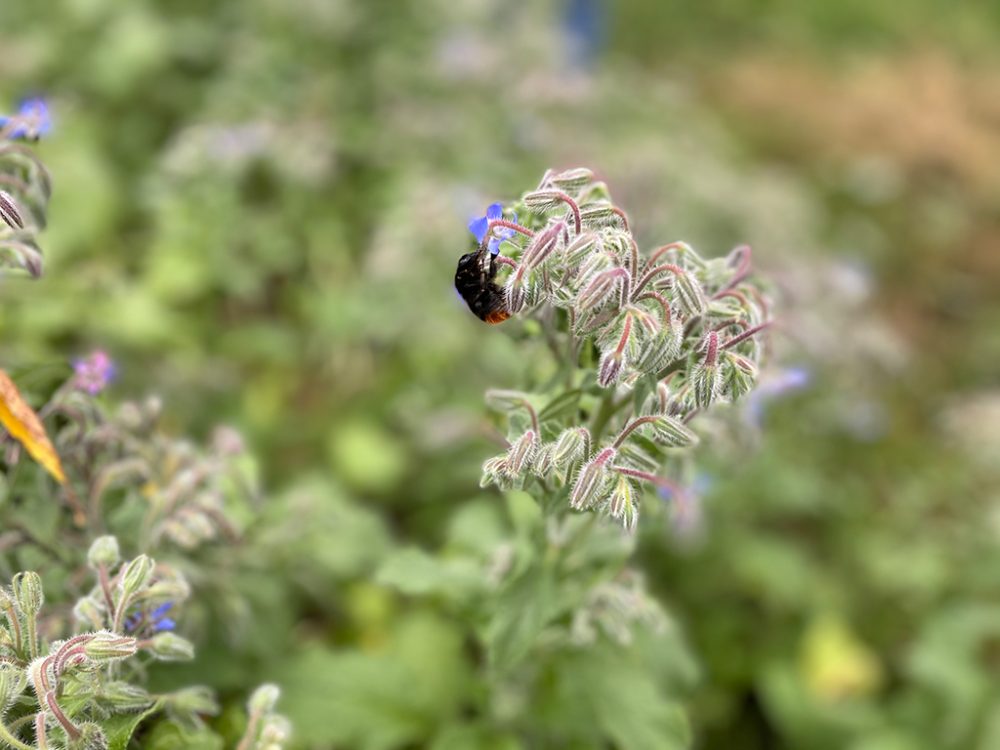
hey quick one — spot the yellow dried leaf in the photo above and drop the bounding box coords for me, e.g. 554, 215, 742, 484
0, 369, 66, 483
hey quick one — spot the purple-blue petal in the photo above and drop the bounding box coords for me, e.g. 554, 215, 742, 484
151, 602, 174, 618
468, 215, 488, 242
153, 618, 176, 632
488, 237, 501, 256
486, 202, 503, 221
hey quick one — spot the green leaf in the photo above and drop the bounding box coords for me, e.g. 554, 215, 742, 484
486, 564, 556, 668
376, 547, 484, 600
105, 702, 162, 750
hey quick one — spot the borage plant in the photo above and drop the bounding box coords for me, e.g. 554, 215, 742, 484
469, 168, 771, 532
0, 100, 288, 750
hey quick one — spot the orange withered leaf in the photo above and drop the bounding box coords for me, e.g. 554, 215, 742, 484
0, 368, 66, 483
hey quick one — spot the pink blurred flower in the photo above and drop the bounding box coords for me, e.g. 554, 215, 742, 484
73, 350, 116, 395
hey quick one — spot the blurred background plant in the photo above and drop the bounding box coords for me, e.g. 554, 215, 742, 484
2, 0, 1000, 748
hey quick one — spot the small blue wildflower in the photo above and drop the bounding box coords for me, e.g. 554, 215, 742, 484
745, 366, 811, 427
125, 601, 176, 633
658, 474, 712, 539
0, 98, 52, 140
468, 202, 517, 256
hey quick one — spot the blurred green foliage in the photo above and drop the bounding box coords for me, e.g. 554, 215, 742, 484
3, 0, 1000, 748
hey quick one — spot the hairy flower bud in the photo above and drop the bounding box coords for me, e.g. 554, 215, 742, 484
480, 456, 508, 488
570, 448, 615, 510
162, 686, 219, 717
521, 222, 562, 269
552, 427, 588, 469
119, 555, 154, 602
75, 722, 109, 750
647, 416, 699, 448
83, 631, 138, 663
533, 444, 555, 479
668, 269, 708, 317
635, 323, 682, 373
0, 190, 24, 229
146, 632, 195, 661
249, 683, 281, 715
597, 349, 625, 388
723, 352, 758, 399
505, 431, 537, 475
260, 715, 292, 745
577, 268, 627, 313
579, 202, 623, 228
691, 363, 723, 409
522, 190, 566, 212
102, 681, 153, 711
87, 536, 120, 570
547, 167, 594, 192
563, 232, 601, 266
0, 663, 26, 708
484, 390, 532, 413
12, 571, 43, 615
607, 475, 639, 533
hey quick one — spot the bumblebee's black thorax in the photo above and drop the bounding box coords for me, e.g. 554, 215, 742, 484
455, 249, 510, 324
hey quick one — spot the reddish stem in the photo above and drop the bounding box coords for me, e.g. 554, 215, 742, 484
486, 219, 534, 239
633, 263, 684, 298
721, 321, 772, 350
612, 415, 660, 449
550, 191, 582, 234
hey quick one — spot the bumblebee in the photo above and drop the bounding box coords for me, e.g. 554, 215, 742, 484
455, 243, 510, 324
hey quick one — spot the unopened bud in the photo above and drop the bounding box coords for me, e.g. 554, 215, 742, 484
12, 571, 43, 615
0, 190, 24, 229
607, 475, 639, 533
75, 722, 109, 750
260, 715, 292, 745
533, 444, 555, 479
570, 448, 615, 510
723, 352, 758, 399
146, 632, 195, 661
505, 431, 537, 475
87, 536, 120, 569
102, 681, 153, 711
552, 427, 588, 469
0, 663, 26, 707
577, 268, 625, 312
691, 362, 722, 409
162, 686, 219, 717
579, 202, 621, 228
522, 223, 562, 269
84, 631, 138, 663
249, 683, 281, 715
597, 350, 625, 388
504, 267, 534, 314
668, 269, 707, 317
563, 233, 600, 266
647, 416, 699, 448
635, 324, 682, 373
480, 456, 508, 488
522, 190, 565, 211
118, 555, 154, 601
547, 167, 594, 191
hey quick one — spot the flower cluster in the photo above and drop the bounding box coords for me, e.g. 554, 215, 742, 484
478, 168, 772, 531
0, 538, 287, 750
0, 98, 52, 278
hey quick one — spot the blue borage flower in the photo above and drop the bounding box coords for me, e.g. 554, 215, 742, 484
745, 366, 811, 426
0, 98, 52, 140
468, 202, 517, 256
125, 601, 176, 633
